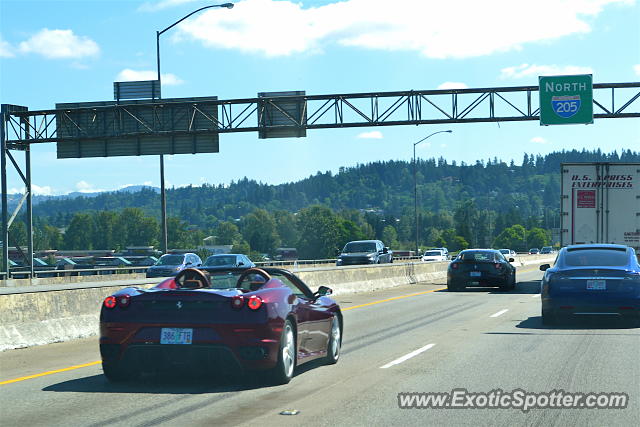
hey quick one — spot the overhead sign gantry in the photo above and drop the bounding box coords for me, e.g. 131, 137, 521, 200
2, 81, 639, 275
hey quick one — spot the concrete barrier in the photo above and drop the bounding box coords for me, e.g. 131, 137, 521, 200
0, 256, 554, 352
297, 261, 448, 295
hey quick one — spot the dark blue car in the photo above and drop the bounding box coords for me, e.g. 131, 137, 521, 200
540, 244, 640, 325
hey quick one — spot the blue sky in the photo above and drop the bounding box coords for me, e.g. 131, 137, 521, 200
1, 0, 639, 195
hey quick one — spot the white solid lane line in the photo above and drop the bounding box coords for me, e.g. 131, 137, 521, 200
380, 343, 436, 369
490, 309, 509, 318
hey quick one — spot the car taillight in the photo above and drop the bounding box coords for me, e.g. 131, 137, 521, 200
248, 295, 263, 310
117, 294, 131, 308
231, 295, 244, 309
494, 263, 502, 269
451, 263, 459, 269
103, 296, 117, 309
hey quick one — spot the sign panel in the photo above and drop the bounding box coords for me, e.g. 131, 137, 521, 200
258, 91, 306, 139
539, 75, 593, 125
114, 80, 161, 100
576, 190, 596, 208
55, 97, 219, 158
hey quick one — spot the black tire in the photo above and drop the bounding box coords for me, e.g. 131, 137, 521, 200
102, 361, 130, 383
268, 319, 296, 385
325, 315, 341, 365
511, 272, 517, 290
447, 280, 463, 292
541, 308, 556, 326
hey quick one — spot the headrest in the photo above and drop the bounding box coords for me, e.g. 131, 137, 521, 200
182, 279, 203, 289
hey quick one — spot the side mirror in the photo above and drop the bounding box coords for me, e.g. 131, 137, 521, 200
540, 264, 550, 271
185, 261, 192, 266
383, 247, 389, 254
237, 261, 244, 266
316, 286, 333, 297
508, 258, 515, 263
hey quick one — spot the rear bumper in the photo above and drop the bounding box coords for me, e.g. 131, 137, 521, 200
448, 271, 509, 286
542, 296, 640, 317
100, 343, 274, 373
100, 321, 283, 372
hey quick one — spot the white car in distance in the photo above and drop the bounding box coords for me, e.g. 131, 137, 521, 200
422, 249, 448, 262
499, 248, 517, 261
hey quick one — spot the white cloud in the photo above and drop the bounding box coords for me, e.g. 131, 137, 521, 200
175, 0, 628, 58
634, 64, 640, 76
19, 29, 99, 59
7, 185, 54, 196
32, 184, 54, 196
115, 69, 184, 85
500, 64, 594, 79
437, 82, 468, 90
357, 130, 383, 139
530, 136, 549, 144
0, 35, 15, 58
75, 180, 104, 193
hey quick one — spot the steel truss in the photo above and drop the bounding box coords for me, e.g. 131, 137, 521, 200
3, 82, 639, 148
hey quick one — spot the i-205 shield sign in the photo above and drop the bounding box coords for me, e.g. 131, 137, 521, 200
552, 95, 581, 118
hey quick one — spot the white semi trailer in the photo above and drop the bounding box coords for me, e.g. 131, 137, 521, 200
560, 162, 640, 252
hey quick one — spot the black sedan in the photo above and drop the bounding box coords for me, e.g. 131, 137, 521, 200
540, 244, 640, 325
447, 249, 516, 291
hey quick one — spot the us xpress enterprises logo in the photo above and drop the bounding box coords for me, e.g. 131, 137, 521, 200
552, 95, 581, 118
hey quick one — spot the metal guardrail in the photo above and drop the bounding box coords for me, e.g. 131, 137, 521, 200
5, 265, 150, 279
2, 256, 426, 280
255, 255, 422, 269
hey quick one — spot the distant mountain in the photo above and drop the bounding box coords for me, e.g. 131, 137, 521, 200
28, 148, 639, 228
116, 185, 160, 194
6, 185, 160, 211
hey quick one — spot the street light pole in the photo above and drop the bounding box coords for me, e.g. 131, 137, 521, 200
413, 130, 452, 256
155, 2, 234, 255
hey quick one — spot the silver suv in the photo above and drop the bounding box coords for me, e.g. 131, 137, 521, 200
336, 240, 393, 266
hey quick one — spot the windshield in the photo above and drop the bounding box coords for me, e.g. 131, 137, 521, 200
207, 270, 286, 289
343, 242, 377, 253
564, 249, 628, 267
155, 255, 184, 266
459, 251, 498, 262
204, 255, 237, 266
424, 251, 443, 256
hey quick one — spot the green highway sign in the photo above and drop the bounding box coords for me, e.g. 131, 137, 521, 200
539, 74, 593, 126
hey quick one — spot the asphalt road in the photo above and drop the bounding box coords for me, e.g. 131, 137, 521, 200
1, 266, 638, 426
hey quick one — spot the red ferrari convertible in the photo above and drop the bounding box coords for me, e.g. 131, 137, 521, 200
99, 267, 342, 384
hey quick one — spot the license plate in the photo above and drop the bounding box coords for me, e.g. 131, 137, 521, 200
160, 328, 193, 344
470, 271, 481, 277
586, 280, 606, 290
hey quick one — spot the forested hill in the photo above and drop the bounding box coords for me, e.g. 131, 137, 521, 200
35, 149, 639, 227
